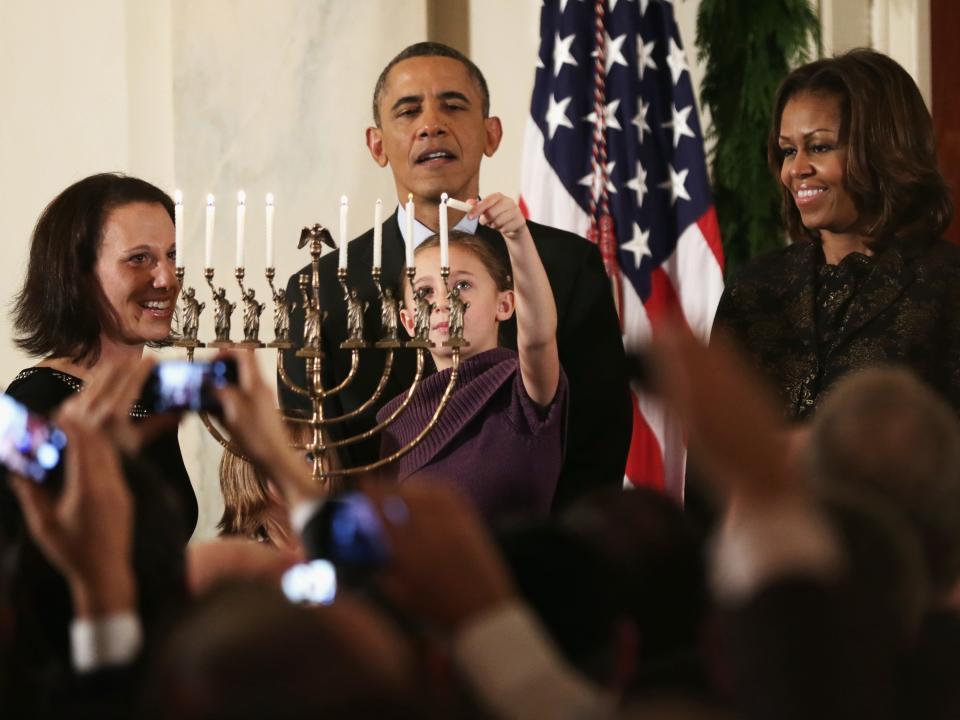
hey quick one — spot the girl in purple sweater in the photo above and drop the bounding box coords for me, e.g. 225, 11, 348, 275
377, 193, 566, 521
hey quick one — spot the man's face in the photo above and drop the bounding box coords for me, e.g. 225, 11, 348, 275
367, 56, 502, 209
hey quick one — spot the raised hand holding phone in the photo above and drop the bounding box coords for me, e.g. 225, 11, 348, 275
8, 406, 135, 618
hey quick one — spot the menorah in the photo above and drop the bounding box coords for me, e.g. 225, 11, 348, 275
172, 207, 469, 486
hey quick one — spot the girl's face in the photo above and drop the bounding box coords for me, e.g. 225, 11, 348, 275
95, 201, 179, 346
401, 244, 514, 366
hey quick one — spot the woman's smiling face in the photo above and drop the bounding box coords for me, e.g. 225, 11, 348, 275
94, 201, 179, 345
778, 91, 861, 237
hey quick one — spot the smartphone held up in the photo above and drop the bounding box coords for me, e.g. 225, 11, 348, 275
142, 358, 238, 414
0, 395, 66, 483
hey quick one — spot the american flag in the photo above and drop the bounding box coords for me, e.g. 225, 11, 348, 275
520, 0, 725, 499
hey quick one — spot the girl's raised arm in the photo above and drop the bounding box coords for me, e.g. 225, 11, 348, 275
469, 193, 559, 406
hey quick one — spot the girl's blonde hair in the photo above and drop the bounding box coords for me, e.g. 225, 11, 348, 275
218, 421, 329, 546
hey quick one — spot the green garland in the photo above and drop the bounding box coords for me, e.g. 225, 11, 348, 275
696, 0, 820, 273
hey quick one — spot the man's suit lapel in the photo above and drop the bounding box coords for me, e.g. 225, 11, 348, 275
380, 210, 406, 289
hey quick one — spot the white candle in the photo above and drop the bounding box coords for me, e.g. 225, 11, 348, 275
204, 194, 215, 270
439, 193, 449, 268
445, 197, 473, 213
405, 193, 415, 268
373, 199, 383, 269
174, 189, 183, 268
265, 193, 275, 268
338, 195, 349, 271
235, 190, 246, 269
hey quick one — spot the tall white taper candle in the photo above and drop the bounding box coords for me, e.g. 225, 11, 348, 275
265, 193, 275, 268
236, 190, 247, 269
205, 194, 215, 269
439, 193, 449, 268
174, 189, 183, 267
405, 194, 415, 268
373, 199, 383, 269
338, 195, 349, 271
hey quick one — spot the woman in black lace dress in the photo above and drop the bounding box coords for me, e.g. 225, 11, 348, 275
713, 49, 959, 420
4, 173, 197, 541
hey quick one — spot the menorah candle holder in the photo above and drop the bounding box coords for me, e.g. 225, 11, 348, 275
235, 267, 266, 349
265, 267, 295, 350
206, 268, 236, 349
173, 267, 206, 349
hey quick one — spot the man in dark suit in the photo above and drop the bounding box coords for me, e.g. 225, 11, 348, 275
280, 42, 631, 510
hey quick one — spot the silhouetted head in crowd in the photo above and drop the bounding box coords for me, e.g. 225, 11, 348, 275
147, 582, 424, 720
560, 488, 710, 696
819, 486, 928, 635
808, 367, 960, 603
496, 521, 629, 690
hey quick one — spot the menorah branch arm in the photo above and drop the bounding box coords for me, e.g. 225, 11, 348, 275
199, 411, 251, 462
286, 348, 424, 430
285, 350, 397, 425
277, 348, 311, 397
319, 351, 459, 475
314, 349, 360, 400
321, 349, 425, 447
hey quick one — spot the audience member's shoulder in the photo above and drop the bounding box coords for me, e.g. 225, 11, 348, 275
5, 366, 77, 415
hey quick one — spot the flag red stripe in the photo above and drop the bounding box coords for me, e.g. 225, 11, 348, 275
625, 392, 665, 490
643, 267, 685, 331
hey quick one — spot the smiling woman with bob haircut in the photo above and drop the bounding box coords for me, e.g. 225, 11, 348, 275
712, 48, 960, 420
4, 172, 197, 539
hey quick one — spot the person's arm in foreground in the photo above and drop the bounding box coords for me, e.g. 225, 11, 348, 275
9, 358, 162, 674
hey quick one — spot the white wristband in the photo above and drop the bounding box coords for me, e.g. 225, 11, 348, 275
70, 611, 143, 673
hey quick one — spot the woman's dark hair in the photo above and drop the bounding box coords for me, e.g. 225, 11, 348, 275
768, 48, 953, 244
12, 172, 175, 365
